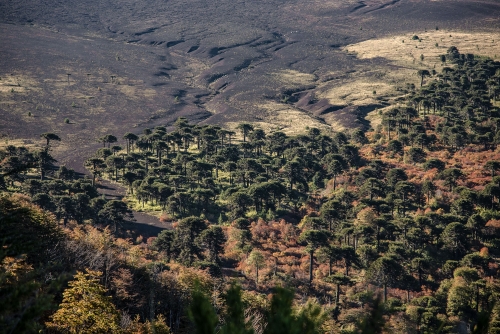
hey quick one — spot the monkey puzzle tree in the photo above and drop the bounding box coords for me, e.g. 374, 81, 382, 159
422, 179, 436, 204
340, 246, 360, 277
228, 191, 252, 219
484, 160, 500, 178
360, 178, 385, 201
85, 157, 105, 186
40, 132, 61, 148
387, 139, 403, 155
174, 216, 207, 266
407, 147, 427, 164
99, 134, 118, 148
423, 158, 446, 172
105, 155, 124, 181
299, 230, 329, 283
236, 123, 254, 143
325, 273, 352, 304
123, 132, 139, 153
439, 168, 464, 192
283, 159, 304, 191
54, 195, 74, 226
197, 225, 226, 264
351, 129, 368, 145
153, 230, 176, 262
417, 69, 431, 87
395, 181, 415, 216
35, 148, 57, 181
318, 244, 341, 276
247, 250, 266, 284
98, 200, 132, 232
327, 159, 344, 190
441, 222, 468, 259
320, 199, 342, 231
386, 168, 408, 188
367, 256, 403, 302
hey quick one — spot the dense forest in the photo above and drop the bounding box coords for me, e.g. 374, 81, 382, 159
2, 47, 500, 333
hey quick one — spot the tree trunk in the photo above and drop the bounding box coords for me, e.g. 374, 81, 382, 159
476, 287, 480, 312
309, 250, 314, 283
376, 227, 380, 252
336, 284, 340, 304
150, 283, 156, 325
384, 283, 387, 302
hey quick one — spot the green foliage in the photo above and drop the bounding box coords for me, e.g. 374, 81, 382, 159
188, 284, 218, 334
0, 196, 63, 333
0, 194, 63, 264
264, 287, 325, 334
98, 199, 132, 230
356, 296, 386, 334
0, 252, 58, 333
153, 229, 176, 261
366, 256, 403, 301
189, 284, 329, 334
247, 250, 266, 283
220, 284, 254, 334
175, 216, 208, 265
197, 225, 226, 263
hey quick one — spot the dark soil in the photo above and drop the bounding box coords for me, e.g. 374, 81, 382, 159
97, 179, 171, 236
2, 0, 498, 157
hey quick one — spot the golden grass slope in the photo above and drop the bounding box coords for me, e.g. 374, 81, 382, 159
336, 30, 500, 129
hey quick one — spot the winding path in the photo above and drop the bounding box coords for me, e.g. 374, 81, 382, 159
62, 150, 171, 237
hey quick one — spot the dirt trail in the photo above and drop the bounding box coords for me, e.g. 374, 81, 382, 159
62, 149, 170, 236
97, 179, 171, 231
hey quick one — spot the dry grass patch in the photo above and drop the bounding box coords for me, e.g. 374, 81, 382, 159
365, 105, 395, 129
0, 74, 40, 94
225, 101, 330, 137
317, 78, 394, 106
116, 84, 157, 100
342, 30, 500, 128
272, 69, 317, 87
284, 0, 358, 12
0, 137, 45, 150
258, 101, 329, 135
345, 30, 500, 67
